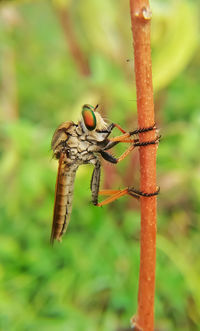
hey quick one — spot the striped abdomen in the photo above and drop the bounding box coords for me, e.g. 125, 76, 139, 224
51, 155, 78, 244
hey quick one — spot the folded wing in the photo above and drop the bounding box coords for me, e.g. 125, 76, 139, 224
50, 154, 77, 244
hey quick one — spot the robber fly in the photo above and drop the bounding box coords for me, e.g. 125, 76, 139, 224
51, 104, 159, 243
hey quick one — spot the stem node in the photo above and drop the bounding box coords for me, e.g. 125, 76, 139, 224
130, 315, 143, 331
135, 6, 152, 21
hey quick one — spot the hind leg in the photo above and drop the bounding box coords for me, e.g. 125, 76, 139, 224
95, 187, 160, 207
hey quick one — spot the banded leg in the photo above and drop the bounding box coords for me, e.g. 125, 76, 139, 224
101, 123, 159, 164
109, 123, 157, 143
92, 124, 160, 207
89, 160, 137, 207
90, 159, 101, 206
100, 123, 157, 151
96, 186, 160, 207
100, 135, 160, 165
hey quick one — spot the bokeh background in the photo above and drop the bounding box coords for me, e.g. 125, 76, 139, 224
0, 0, 200, 330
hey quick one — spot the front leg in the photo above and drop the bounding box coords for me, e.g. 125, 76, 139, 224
102, 123, 157, 150
96, 123, 115, 139
109, 123, 157, 143
99, 135, 160, 165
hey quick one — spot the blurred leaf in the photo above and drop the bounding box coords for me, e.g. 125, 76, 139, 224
152, 1, 198, 90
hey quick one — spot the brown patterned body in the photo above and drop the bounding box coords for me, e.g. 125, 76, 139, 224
51, 113, 113, 243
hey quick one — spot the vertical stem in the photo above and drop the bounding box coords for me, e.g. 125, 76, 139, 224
129, 1, 157, 331
56, 7, 90, 77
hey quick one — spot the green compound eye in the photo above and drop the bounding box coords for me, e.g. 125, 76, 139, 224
82, 105, 97, 131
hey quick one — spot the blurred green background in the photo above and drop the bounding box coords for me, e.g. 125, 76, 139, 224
0, 0, 200, 330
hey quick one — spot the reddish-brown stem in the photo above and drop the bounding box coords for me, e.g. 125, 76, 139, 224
56, 8, 90, 77
129, 1, 157, 331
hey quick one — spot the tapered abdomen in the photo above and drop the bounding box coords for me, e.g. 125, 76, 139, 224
51, 156, 78, 243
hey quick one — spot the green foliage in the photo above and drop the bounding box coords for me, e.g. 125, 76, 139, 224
0, 0, 200, 330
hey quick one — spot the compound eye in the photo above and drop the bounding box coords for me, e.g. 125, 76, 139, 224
82, 105, 96, 131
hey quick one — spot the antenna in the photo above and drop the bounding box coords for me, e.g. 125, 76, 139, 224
94, 104, 99, 111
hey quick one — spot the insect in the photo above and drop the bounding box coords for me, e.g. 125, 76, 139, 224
51, 104, 159, 243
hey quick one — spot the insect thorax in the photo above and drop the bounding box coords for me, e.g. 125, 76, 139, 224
52, 120, 110, 165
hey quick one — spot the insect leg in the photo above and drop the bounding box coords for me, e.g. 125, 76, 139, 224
96, 122, 155, 144
96, 188, 139, 207
99, 143, 136, 165
133, 135, 161, 147
100, 135, 160, 164
116, 135, 160, 163
109, 123, 157, 143
90, 159, 101, 205
96, 123, 115, 138
99, 150, 117, 163
128, 186, 160, 198
96, 186, 160, 207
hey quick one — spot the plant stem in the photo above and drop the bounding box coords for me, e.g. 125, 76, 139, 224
129, 1, 157, 330
56, 7, 90, 77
